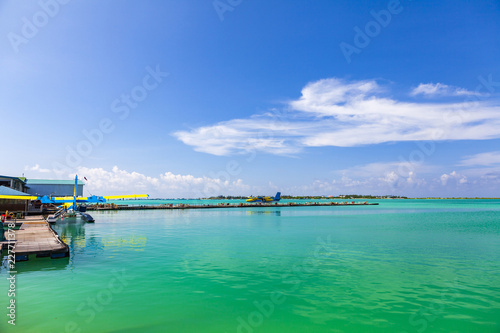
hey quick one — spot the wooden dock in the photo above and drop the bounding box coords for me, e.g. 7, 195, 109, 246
2, 216, 69, 261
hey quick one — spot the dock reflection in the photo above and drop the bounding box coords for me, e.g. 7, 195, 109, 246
3, 256, 70, 274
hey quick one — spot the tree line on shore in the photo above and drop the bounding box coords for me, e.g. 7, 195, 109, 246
205, 194, 409, 200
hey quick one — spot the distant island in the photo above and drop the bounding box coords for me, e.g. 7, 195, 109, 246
203, 195, 499, 200
203, 194, 404, 200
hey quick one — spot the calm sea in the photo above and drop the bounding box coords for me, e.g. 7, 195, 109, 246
1, 199, 499, 332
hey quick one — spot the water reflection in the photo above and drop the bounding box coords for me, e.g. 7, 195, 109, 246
52, 221, 104, 268
54, 220, 147, 257
101, 235, 147, 251
2, 256, 70, 274
245, 210, 281, 216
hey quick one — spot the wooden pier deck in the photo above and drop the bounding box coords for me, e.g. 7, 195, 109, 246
2, 216, 69, 261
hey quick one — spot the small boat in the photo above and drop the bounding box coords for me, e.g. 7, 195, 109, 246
80, 213, 95, 223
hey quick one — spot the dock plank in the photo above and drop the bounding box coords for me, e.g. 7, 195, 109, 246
3, 216, 69, 261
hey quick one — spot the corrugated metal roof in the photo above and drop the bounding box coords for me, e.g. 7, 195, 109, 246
26, 179, 85, 185
0, 186, 30, 196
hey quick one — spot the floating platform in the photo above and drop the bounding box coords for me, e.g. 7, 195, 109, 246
87, 201, 379, 211
2, 216, 69, 261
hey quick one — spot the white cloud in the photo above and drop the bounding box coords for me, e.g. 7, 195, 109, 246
440, 171, 468, 186
25, 164, 51, 173
174, 78, 500, 155
297, 161, 429, 196
459, 151, 500, 166
380, 171, 399, 186
173, 118, 305, 156
19, 163, 498, 198
335, 161, 435, 179
73, 166, 249, 198
410, 83, 477, 97
440, 173, 450, 186
406, 171, 422, 185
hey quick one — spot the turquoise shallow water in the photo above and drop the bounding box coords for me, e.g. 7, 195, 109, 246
1, 199, 499, 332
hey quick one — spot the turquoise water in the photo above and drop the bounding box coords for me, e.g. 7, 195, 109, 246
1, 199, 499, 332
106, 198, 368, 206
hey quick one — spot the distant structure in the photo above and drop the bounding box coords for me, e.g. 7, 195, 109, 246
0, 175, 86, 213
0, 185, 30, 212
0, 175, 28, 213
0, 175, 27, 192
26, 179, 84, 197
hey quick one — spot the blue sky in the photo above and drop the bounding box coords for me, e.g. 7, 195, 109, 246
1, 0, 500, 197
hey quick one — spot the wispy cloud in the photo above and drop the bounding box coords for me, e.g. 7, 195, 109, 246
334, 161, 434, 178
292, 172, 426, 196
337, 161, 429, 189
172, 117, 306, 156
455, 151, 500, 187
174, 78, 500, 155
459, 151, 500, 166
410, 83, 477, 97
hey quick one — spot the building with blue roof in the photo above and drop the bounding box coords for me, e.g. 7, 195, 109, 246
0, 185, 30, 213
25, 179, 84, 196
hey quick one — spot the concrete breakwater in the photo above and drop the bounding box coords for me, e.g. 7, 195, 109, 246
86, 201, 379, 211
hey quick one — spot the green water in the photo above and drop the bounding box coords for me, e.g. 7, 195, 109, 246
1, 199, 499, 332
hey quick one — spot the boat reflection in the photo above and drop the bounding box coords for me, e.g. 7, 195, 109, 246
246, 210, 281, 216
